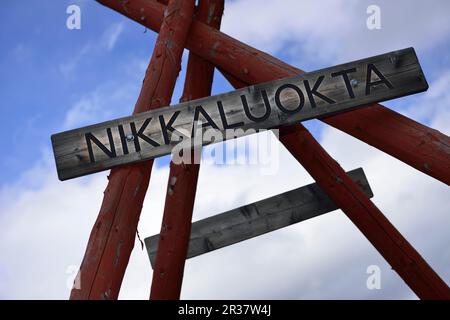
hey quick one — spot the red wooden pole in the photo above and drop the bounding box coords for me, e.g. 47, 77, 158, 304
150, 0, 224, 300
223, 75, 450, 299
70, 0, 195, 300
279, 125, 450, 299
96, 0, 450, 186
92, 0, 450, 299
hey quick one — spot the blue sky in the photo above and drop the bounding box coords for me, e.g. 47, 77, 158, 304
0, 0, 157, 182
0, 0, 449, 299
0, 0, 253, 183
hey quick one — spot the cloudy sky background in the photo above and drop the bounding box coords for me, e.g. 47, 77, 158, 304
0, 0, 449, 299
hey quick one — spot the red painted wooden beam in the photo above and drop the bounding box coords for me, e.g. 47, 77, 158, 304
70, 0, 195, 300
225, 75, 450, 299
96, 0, 450, 186
279, 125, 450, 299
92, 0, 450, 299
150, 0, 224, 300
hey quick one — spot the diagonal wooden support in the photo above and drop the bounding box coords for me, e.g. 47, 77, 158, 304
96, 0, 450, 186
70, 0, 195, 300
150, 0, 224, 300
89, 0, 450, 300
279, 124, 450, 299
52, 48, 429, 180
224, 75, 450, 299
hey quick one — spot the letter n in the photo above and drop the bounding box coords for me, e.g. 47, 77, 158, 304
85, 129, 116, 163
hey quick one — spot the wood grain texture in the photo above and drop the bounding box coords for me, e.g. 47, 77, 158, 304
94, 0, 450, 300
145, 168, 373, 266
96, 0, 450, 186
52, 48, 427, 180
279, 124, 450, 299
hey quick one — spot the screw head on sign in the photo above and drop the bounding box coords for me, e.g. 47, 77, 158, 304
126, 134, 135, 142
350, 79, 358, 87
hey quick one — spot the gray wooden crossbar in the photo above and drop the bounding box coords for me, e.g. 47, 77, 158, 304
52, 48, 427, 180
145, 168, 373, 267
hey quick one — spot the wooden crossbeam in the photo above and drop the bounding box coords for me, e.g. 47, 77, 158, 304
96, 0, 450, 186
146, 168, 373, 266
69, 0, 195, 300
228, 75, 450, 299
86, 0, 450, 300
52, 48, 427, 180
150, 0, 224, 300
215, 42, 450, 300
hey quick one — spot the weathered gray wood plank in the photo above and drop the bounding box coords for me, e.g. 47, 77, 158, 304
144, 168, 373, 267
52, 48, 427, 180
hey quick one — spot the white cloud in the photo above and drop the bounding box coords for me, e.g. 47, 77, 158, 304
59, 22, 125, 78
222, 0, 450, 65
405, 70, 450, 133
174, 70, 450, 299
63, 80, 137, 129
58, 44, 91, 79
11, 43, 32, 63
103, 23, 124, 51
1, 1, 450, 299
62, 55, 150, 130
0, 159, 106, 299
3, 70, 447, 299
62, 48, 189, 131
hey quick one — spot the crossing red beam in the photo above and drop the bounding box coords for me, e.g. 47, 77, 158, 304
70, 0, 195, 299
223, 75, 450, 299
93, 0, 450, 299
96, 0, 450, 186
150, 0, 224, 300
280, 126, 450, 299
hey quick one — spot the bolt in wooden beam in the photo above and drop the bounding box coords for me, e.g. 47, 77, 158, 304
70, 0, 195, 300
150, 0, 224, 300
96, 0, 450, 186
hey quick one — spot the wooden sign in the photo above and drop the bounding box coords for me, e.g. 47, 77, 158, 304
145, 168, 373, 266
52, 48, 427, 180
